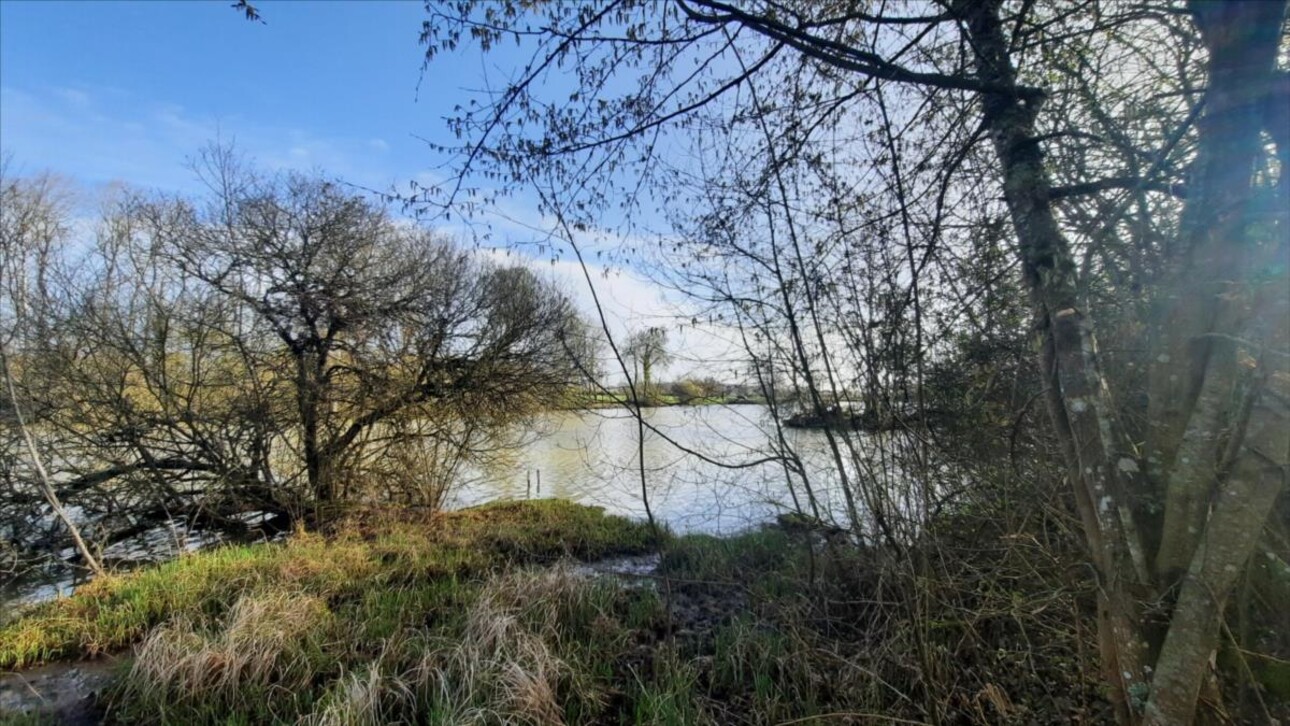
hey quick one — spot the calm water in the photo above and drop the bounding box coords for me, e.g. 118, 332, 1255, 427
3, 404, 860, 612
451, 404, 852, 534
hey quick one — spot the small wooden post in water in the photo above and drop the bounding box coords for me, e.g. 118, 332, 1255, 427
526, 470, 532, 499
536, 470, 541, 496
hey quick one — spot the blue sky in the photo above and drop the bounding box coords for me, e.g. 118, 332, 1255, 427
0, 0, 478, 193
0, 0, 744, 380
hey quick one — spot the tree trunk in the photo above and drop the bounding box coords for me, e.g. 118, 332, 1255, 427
963, 2, 1152, 719
965, 1, 1288, 723
296, 351, 332, 506
1150, 0, 1288, 590
1141, 3, 1289, 722
1, 342, 105, 577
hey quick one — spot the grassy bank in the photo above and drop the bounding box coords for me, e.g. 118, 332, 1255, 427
1, 500, 1107, 725
0, 501, 656, 671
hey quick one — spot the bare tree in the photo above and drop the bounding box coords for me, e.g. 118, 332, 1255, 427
416, 2, 1289, 722
0, 163, 104, 577
132, 147, 585, 510
0, 147, 592, 568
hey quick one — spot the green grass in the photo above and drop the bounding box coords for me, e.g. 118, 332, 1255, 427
2, 500, 675, 725
0, 499, 657, 670
631, 647, 706, 726
100, 563, 672, 725
661, 527, 803, 600
0, 714, 59, 726
1, 501, 1115, 725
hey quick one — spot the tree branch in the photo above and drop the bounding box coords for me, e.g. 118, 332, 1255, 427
1050, 176, 1188, 200
677, 0, 1045, 98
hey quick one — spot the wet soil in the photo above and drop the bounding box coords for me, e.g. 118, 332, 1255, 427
0, 551, 746, 725
0, 657, 122, 725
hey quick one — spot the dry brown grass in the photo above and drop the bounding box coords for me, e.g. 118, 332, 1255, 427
305, 663, 409, 726
407, 566, 612, 725
295, 564, 639, 725
114, 591, 335, 721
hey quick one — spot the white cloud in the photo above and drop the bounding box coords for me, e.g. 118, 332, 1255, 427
429, 195, 759, 385
1, 83, 755, 384
479, 247, 750, 384
52, 86, 91, 107
0, 84, 410, 194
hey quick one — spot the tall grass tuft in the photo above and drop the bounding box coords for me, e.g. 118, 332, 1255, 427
406, 566, 626, 725
111, 592, 336, 723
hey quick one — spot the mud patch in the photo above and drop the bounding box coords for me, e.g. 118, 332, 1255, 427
569, 552, 660, 582
0, 657, 121, 725
570, 552, 748, 643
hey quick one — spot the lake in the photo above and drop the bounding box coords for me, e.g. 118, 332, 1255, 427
2, 404, 862, 611
452, 404, 855, 534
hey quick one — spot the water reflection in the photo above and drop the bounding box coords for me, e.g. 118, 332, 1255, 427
451, 404, 849, 534
3, 405, 860, 611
